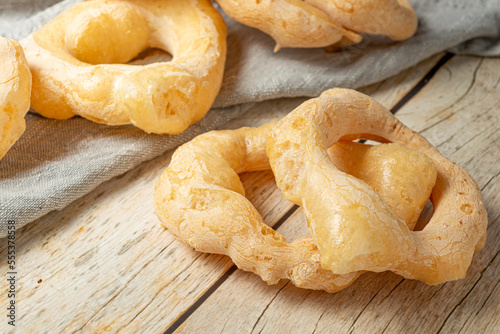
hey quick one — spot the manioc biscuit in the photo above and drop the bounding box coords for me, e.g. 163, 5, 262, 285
304, 0, 418, 41
0, 37, 31, 160
215, 0, 417, 50
154, 122, 437, 292
22, 0, 226, 134
216, 0, 362, 51
267, 88, 488, 285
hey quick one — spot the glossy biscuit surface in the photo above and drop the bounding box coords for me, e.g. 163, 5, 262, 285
0, 37, 31, 159
22, 0, 226, 134
215, 0, 417, 50
155, 120, 437, 292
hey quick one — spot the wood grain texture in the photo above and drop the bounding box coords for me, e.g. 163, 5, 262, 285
0, 53, 459, 334
177, 55, 500, 334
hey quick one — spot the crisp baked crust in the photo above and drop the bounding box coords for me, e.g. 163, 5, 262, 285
22, 0, 227, 134
0, 37, 31, 159
215, 0, 417, 50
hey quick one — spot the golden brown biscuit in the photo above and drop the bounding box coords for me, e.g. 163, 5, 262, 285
0, 37, 31, 160
215, 0, 417, 50
22, 0, 226, 134
155, 121, 437, 292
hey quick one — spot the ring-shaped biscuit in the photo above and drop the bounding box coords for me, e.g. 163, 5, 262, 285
22, 0, 226, 134
0, 37, 31, 160
267, 88, 488, 285
155, 122, 437, 292
215, 0, 416, 50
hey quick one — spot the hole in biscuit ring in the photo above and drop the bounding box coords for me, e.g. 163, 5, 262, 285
413, 200, 434, 231
129, 48, 173, 65
238, 169, 309, 241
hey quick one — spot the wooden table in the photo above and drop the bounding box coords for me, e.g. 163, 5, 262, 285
1, 52, 499, 333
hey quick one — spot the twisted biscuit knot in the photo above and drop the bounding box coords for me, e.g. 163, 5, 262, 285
155, 89, 486, 292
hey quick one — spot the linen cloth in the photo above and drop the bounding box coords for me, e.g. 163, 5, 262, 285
1, 0, 499, 237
